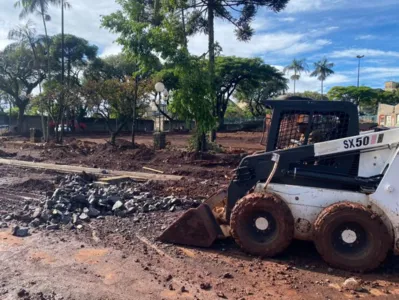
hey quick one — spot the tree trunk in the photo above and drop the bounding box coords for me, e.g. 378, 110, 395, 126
321, 80, 324, 96
131, 77, 138, 147
208, 0, 216, 142
111, 132, 117, 145
293, 79, 296, 95
180, 1, 188, 49
17, 104, 26, 134
217, 113, 225, 131
196, 131, 207, 152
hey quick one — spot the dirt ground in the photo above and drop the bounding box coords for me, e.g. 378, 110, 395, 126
1, 133, 399, 299
0, 132, 261, 182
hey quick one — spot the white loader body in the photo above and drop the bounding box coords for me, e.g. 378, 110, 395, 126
255, 128, 399, 253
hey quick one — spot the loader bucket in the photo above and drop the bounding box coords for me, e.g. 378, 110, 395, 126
158, 190, 227, 247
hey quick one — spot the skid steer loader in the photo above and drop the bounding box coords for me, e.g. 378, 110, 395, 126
159, 97, 399, 271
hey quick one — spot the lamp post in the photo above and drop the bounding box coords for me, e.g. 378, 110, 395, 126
356, 55, 365, 88
154, 82, 165, 131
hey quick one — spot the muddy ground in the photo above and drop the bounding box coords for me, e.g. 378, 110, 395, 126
1, 133, 399, 299
0, 132, 258, 182
1, 164, 399, 300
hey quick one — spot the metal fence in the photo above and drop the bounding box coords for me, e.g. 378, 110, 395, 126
224, 117, 265, 125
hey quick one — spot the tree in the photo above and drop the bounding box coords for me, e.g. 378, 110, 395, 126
236, 78, 287, 117
310, 58, 334, 96
49, 34, 97, 142
83, 78, 150, 145
283, 59, 308, 95
8, 21, 49, 138
178, 0, 289, 141
85, 53, 156, 145
14, 0, 71, 83
169, 55, 215, 152
214, 56, 287, 127
0, 43, 46, 132
103, 0, 290, 141
327, 86, 399, 114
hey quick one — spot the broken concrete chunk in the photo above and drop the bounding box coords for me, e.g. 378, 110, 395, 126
112, 200, 124, 211
11, 225, 30, 237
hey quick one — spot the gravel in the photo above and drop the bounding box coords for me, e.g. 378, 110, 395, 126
4, 173, 201, 230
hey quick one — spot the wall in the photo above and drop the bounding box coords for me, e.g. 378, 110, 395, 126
0, 115, 154, 134
163, 120, 194, 132
377, 103, 399, 127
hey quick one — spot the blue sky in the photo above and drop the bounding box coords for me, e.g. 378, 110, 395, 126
0, 0, 398, 93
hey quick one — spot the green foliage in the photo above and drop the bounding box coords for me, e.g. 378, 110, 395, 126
295, 91, 329, 101
0, 42, 46, 126
85, 53, 139, 82
214, 56, 287, 124
51, 34, 98, 86
101, 0, 183, 70
225, 101, 251, 119
328, 86, 399, 114
169, 55, 215, 133
235, 64, 288, 117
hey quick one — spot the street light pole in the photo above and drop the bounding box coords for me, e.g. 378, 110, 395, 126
356, 55, 365, 88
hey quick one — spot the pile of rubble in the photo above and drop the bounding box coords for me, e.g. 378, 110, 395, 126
4, 174, 200, 231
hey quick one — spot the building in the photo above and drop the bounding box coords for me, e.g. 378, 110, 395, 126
385, 81, 399, 92
377, 103, 399, 127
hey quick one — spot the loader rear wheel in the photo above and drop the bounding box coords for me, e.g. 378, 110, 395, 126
230, 193, 294, 257
314, 202, 392, 272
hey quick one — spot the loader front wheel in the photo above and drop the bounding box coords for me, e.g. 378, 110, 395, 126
314, 202, 392, 272
230, 193, 294, 257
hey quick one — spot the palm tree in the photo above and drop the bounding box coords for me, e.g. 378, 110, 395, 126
283, 59, 308, 95
14, 0, 71, 82
15, 0, 71, 142
310, 58, 335, 96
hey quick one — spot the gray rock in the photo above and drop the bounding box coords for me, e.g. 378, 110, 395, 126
45, 199, 56, 209
343, 278, 360, 290
52, 188, 61, 199
170, 198, 182, 206
23, 204, 30, 211
142, 203, 150, 213
11, 226, 30, 237
84, 206, 100, 218
46, 224, 59, 230
0, 222, 8, 228
112, 200, 124, 211
4, 215, 13, 221
88, 194, 97, 205
29, 218, 41, 228
108, 195, 121, 203
124, 200, 137, 213
169, 205, 176, 212
79, 213, 90, 221
72, 194, 87, 203
32, 208, 42, 219
72, 213, 78, 224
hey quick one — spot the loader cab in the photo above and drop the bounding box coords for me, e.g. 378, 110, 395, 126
261, 97, 359, 152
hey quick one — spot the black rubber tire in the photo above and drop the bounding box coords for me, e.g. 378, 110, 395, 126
314, 202, 392, 272
230, 193, 294, 257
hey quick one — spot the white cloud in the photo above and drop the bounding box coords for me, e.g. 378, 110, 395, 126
189, 21, 332, 58
356, 35, 376, 40
279, 17, 296, 22
331, 48, 399, 58
100, 43, 122, 58
0, 0, 120, 55
274, 64, 352, 93
285, 0, 345, 13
